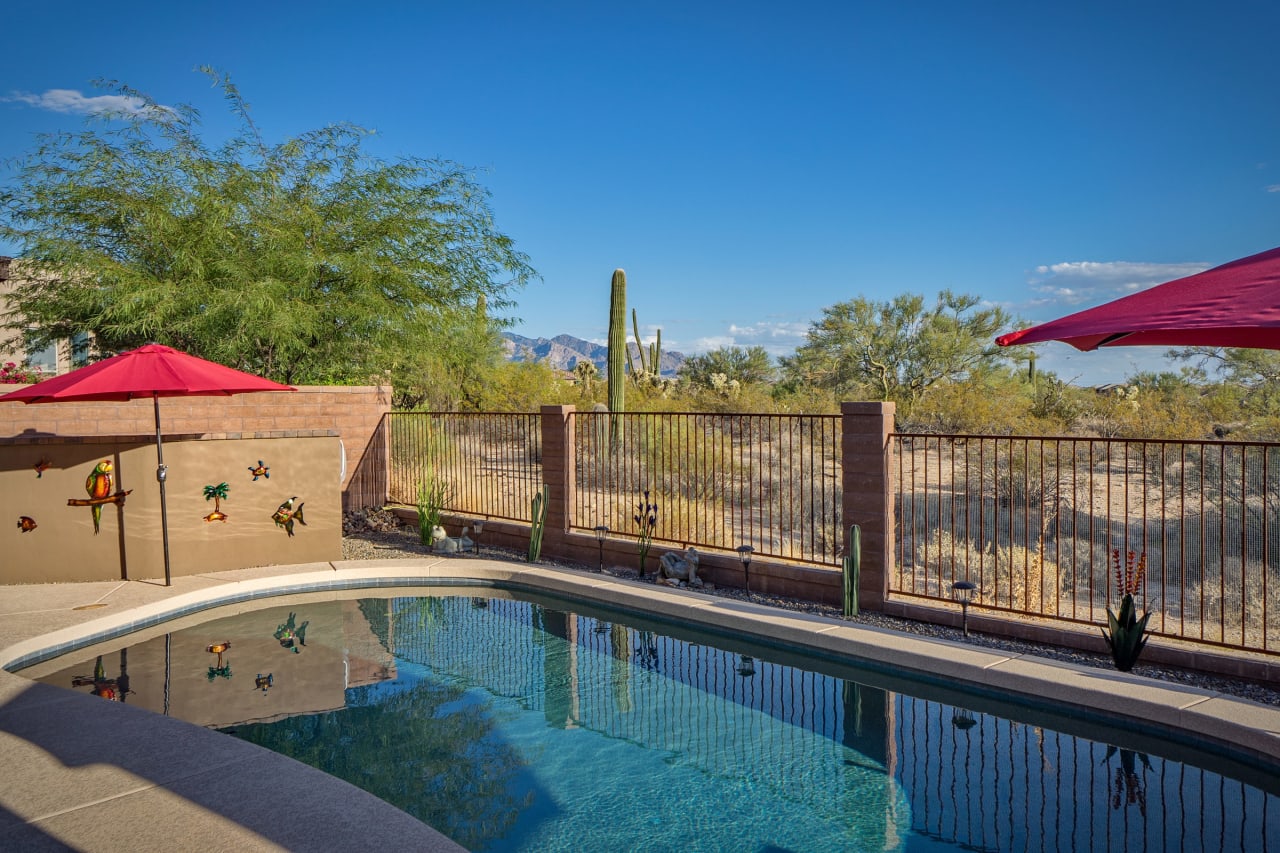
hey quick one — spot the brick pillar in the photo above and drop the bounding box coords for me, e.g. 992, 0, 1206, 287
539, 405, 576, 550
841, 401, 895, 610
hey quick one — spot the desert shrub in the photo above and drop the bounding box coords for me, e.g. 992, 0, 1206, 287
903, 375, 1036, 435
481, 361, 574, 411
911, 530, 1061, 614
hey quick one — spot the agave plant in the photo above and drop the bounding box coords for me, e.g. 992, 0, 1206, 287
1101, 550, 1152, 672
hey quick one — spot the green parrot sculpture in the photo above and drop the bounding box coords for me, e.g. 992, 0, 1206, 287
67, 458, 131, 534
85, 460, 113, 534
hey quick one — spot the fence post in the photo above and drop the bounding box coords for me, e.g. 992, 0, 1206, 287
841, 402, 895, 611
539, 405, 576, 552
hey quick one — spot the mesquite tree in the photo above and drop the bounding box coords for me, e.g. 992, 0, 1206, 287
781, 291, 1016, 406
0, 70, 535, 389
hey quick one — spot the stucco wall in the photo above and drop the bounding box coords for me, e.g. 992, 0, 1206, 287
1, 432, 342, 584
0, 385, 391, 510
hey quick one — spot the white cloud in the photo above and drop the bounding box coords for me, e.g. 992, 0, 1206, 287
1032, 260, 1206, 282
728, 321, 811, 340
3, 89, 164, 117
1023, 259, 1209, 312
1267, 184, 1280, 193
689, 335, 736, 352
678, 320, 811, 357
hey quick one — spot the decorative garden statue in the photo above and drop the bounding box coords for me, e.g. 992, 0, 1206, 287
657, 547, 702, 587
431, 525, 461, 553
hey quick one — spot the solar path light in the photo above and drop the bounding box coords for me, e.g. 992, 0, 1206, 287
951, 580, 977, 637
594, 525, 609, 572
736, 545, 754, 592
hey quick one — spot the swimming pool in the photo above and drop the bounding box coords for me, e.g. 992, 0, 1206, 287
24, 588, 1280, 852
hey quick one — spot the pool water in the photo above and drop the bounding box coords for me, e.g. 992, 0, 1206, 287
28, 592, 1280, 852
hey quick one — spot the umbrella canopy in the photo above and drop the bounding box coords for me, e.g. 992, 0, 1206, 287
0, 344, 294, 584
996, 246, 1280, 351
0, 343, 292, 403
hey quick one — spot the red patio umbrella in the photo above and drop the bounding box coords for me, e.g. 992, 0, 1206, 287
0, 344, 295, 585
996, 245, 1280, 351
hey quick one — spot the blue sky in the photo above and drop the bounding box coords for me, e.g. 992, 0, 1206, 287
4, 1, 1279, 385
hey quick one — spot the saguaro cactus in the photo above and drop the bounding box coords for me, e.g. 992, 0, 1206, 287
527, 484, 549, 562
843, 524, 861, 617
607, 269, 627, 441
628, 308, 664, 384
631, 307, 647, 375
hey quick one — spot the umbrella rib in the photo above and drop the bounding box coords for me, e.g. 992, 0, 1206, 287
1096, 332, 1133, 348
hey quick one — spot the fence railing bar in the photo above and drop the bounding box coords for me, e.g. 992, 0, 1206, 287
1241, 447, 1248, 648
1219, 444, 1227, 644
1264, 448, 1270, 652
1200, 448, 1207, 643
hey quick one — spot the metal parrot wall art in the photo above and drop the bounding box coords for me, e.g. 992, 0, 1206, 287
67, 459, 132, 534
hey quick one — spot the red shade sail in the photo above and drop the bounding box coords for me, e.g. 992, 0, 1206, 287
0, 343, 293, 403
996, 246, 1280, 351
0, 344, 294, 585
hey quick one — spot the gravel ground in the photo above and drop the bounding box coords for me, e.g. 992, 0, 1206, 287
341, 517, 1279, 707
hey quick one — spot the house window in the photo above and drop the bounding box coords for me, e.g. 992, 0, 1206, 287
25, 339, 57, 373
70, 332, 90, 368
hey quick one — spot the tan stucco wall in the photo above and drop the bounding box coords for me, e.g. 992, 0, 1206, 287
1, 433, 342, 584
0, 385, 391, 510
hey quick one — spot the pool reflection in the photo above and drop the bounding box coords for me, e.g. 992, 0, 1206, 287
29, 593, 1280, 852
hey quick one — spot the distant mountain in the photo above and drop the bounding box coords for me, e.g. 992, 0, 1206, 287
503, 333, 685, 377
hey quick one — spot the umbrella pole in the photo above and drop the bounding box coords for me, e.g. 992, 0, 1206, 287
154, 396, 172, 586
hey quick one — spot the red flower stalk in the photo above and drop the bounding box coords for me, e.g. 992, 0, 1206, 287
1111, 549, 1147, 597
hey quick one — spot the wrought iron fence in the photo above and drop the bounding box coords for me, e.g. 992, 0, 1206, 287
571, 411, 842, 565
386, 412, 542, 522
893, 433, 1280, 653
382, 412, 1280, 654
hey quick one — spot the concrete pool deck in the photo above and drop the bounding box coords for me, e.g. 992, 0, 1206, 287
2, 556, 1278, 851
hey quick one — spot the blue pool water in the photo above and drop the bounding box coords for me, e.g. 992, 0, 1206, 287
30, 592, 1280, 852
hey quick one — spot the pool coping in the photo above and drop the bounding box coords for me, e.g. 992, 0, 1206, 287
2, 557, 1279, 850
